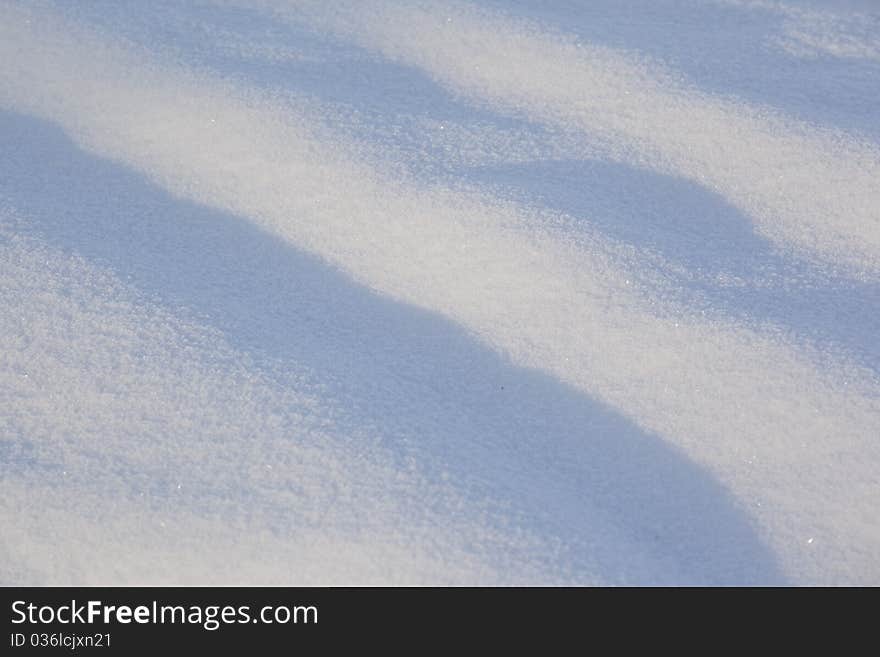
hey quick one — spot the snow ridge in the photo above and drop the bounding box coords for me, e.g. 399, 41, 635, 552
2, 0, 879, 584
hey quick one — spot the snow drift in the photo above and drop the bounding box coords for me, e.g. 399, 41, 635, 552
1, 0, 878, 584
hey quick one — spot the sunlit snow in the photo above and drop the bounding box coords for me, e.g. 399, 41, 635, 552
1, 0, 878, 585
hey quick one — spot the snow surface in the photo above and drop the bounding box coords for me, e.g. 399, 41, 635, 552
1, 0, 878, 585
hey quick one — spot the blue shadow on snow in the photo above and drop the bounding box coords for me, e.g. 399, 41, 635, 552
0, 109, 786, 584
